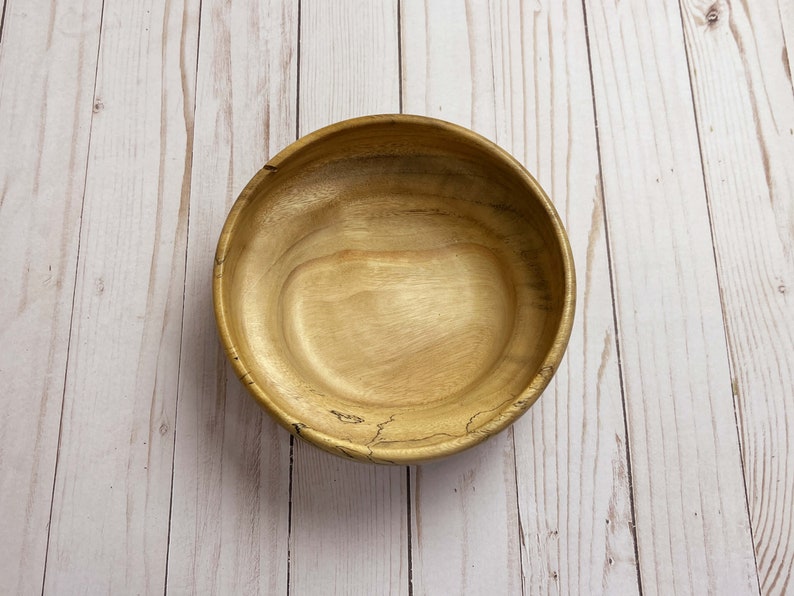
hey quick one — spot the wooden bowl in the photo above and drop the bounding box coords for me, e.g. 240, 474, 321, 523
214, 115, 575, 464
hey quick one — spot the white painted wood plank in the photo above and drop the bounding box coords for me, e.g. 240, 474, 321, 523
0, 0, 102, 592
401, 2, 522, 594
166, 1, 297, 593
582, 0, 759, 593
289, 2, 408, 594
679, 1, 794, 592
474, 1, 640, 593
42, 0, 200, 592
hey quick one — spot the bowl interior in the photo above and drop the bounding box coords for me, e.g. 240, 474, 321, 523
215, 117, 573, 463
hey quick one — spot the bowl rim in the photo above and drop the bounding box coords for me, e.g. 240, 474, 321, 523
213, 114, 576, 464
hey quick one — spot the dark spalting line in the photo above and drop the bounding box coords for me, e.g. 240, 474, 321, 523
330, 410, 364, 424
579, 1, 643, 593
335, 445, 358, 460
368, 414, 396, 446
374, 432, 459, 447
464, 396, 517, 434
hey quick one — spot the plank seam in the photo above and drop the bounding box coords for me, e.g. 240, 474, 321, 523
0, 0, 8, 45
397, 0, 403, 115
674, 2, 762, 593
294, 0, 301, 140
162, 0, 204, 592
406, 467, 413, 596
286, 3, 302, 594
286, 435, 295, 596
397, 4, 413, 594
40, 0, 107, 593
578, 1, 643, 593
510, 428, 526, 596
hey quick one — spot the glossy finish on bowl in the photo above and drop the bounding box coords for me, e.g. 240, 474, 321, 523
214, 115, 575, 464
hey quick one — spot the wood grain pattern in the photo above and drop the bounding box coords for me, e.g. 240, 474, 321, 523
402, 2, 638, 593
582, 0, 759, 593
166, 1, 297, 593
214, 115, 574, 464
476, 1, 640, 593
42, 0, 199, 592
0, 0, 102, 592
5, 0, 794, 591
678, 1, 794, 592
401, 2, 522, 593
780, 0, 794, 98
288, 2, 408, 593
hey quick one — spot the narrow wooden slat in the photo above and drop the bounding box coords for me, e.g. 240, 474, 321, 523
582, 0, 759, 592
401, 2, 522, 593
0, 0, 102, 592
479, 1, 640, 592
166, 1, 298, 593
678, 1, 794, 592
289, 2, 408, 594
42, 0, 199, 592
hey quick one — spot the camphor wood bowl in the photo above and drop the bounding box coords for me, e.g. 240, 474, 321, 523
214, 115, 575, 464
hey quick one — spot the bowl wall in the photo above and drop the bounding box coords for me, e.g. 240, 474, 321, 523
214, 115, 575, 463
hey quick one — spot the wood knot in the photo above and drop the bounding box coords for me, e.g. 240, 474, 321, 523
159, 423, 169, 436
778, 284, 787, 294
93, 99, 104, 113
706, 4, 720, 26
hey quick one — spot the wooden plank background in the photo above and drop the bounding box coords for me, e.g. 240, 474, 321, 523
0, 0, 791, 593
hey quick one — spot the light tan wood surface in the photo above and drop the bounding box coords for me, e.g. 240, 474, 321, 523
1, 0, 792, 593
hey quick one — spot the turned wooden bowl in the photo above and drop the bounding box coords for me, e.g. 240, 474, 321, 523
214, 115, 575, 464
